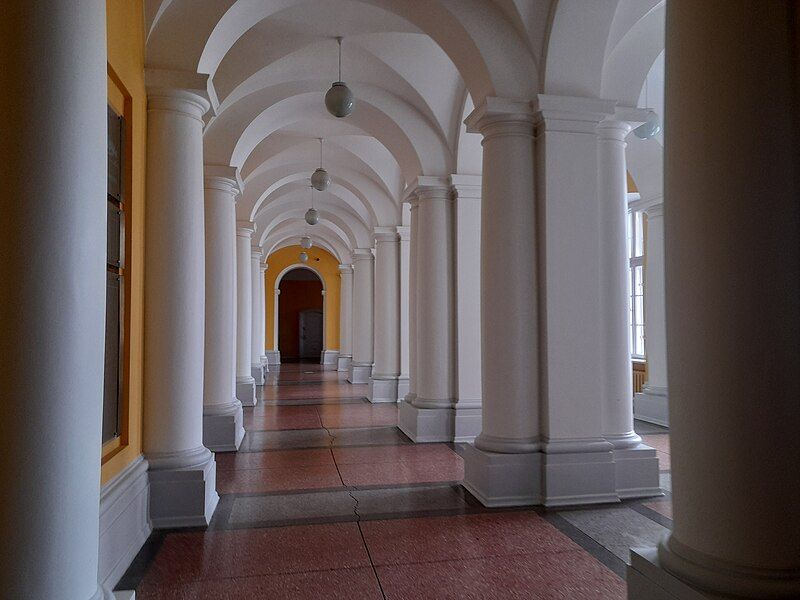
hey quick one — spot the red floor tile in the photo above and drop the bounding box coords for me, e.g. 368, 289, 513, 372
333, 443, 459, 465
337, 455, 463, 486
138, 523, 370, 590
376, 551, 625, 600
361, 512, 581, 566
137, 567, 383, 600
215, 448, 334, 471
641, 434, 670, 454
656, 450, 671, 471
216, 464, 343, 494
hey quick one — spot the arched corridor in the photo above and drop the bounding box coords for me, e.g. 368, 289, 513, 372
1, 1, 798, 599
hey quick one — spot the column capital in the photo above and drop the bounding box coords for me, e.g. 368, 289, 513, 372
145, 69, 211, 121
373, 226, 401, 244
338, 263, 354, 275
449, 174, 482, 200
465, 96, 535, 138
236, 221, 255, 238
352, 248, 374, 262
260, 262, 268, 272
251, 246, 263, 260
204, 165, 241, 197
533, 94, 616, 135
396, 226, 410, 241
403, 176, 451, 205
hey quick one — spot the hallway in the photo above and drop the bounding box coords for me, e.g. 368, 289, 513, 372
120, 364, 672, 599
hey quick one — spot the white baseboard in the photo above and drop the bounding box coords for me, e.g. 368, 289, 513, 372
634, 387, 670, 427
265, 350, 281, 365
99, 456, 151, 591
321, 350, 339, 366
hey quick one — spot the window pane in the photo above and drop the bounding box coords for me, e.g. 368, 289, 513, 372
103, 272, 121, 443
634, 211, 644, 257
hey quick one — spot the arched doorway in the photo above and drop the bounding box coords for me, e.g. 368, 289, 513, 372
277, 267, 324, 362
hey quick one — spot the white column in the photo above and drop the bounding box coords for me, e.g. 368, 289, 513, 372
0, 3, 111, 597
633, 201, 669, 426
399, 179, 456, 442
461, 99, 544, 506
403, 201, 419, 404
597, 119, 640, 448
347, 249, 374, 384
337, 264, 354, 372
235, 223, 256, 405
630, 2, 800, 598
398, 224, 411, 399
370, 228, 402, 402
258, 261, 270, 369
202, 169, 244, 452
451, 175, 483, 441
250, 247, 265, 385
143, 82, 218, 527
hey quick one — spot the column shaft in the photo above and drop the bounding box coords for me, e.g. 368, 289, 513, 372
597, 121, 639, 448
404, 202, 419, 403
337, 265, 354, 372
235, 223, 256, 405
258, 262, 269, 368
348, 249, 374, 384
250, 248, 265, 385
370, 229, 402, 402
202, 172, 244, 451
398, 225, 411, 400
631, 2, 800, 597
0, 2, 110, 596
633, 203, 669, 427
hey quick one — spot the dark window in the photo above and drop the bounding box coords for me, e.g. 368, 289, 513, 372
103, 105, 125, 444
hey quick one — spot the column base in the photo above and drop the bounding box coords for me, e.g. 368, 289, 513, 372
462, 443, 542, 507
337, 355, 352, 372
203, 400, 245, 452
463, 440, 661, 508
399, 399, 482, 442
251, 363, 265, 385
321, 350, 339, 367
369, 376, 399, 403
347, 362, 372, 384
540, 440, 619, 507
614, 444, 663, 499
260, 354, 269, 370
634, 385, 670, 427
146, 446, 219, 529
397, 376, 410, 401
236, 376, 257, 406
265, 350, 281, 365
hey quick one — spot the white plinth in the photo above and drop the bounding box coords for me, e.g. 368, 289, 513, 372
347, 362, 372, 384
236, 377, 256, 407
614, 445, 663, 499
369, 376, 399, 403
265, 350, 281, 365
462, 444, 542, 507
634, 386, 670, 427
203, 402, 244, 452
251, 364, 265, 385
147, 447, 219, 529
337, 355, 352, 373
321, 350, 339, 367
399, 400, 482, 442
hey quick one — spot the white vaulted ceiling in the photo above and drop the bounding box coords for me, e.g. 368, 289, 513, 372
145, 0, 665, 256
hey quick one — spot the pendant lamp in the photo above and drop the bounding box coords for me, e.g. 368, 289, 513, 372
325, 37, 354, 118
311, 138, 330, 191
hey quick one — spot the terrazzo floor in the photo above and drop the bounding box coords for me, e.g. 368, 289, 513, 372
118, 362, 671, 599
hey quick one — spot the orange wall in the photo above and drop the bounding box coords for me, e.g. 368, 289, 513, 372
278, 280, 324, 358
265, 245, 341, 352
102, 0, 146, 485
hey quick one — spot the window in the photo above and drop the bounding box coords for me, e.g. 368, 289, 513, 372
104, 104, 125, 444
628, 209, 645, 359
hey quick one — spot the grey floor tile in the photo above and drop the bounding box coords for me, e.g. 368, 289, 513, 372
557, 506, 669, 563
353, 485, 468, 516
229, 491, 356, 525
659, 472, 671, 492
634, 420, 670, 435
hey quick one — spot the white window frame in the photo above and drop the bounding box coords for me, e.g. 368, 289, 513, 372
627, 202, 646, 360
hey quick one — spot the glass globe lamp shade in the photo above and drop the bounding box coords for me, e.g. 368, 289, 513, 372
633, 113, 662, 140
300, 236, 313, 249
304, 208, 319, 225
325, 82, 354, 118
311, 168, 331, 191
299, 252, 309, 263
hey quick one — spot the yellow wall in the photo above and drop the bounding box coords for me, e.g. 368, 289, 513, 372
627, 171, 639, 193
266, 246, 341, 352
102, 0, 146, 485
